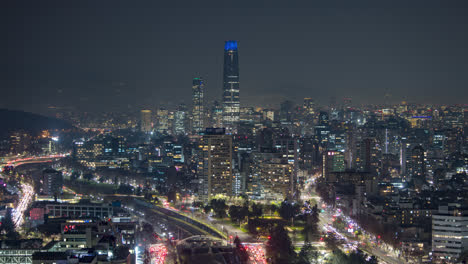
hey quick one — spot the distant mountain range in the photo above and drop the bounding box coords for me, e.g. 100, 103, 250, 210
0, 109, 74, 138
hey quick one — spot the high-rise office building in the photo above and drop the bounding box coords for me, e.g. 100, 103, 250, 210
42, 168, 63, 197
322, 151, 345, 182
199, 128, 233, 201
222, 40, 240, 133
192, 78, 204, 134
156, 108, 169, 134
140, 110, 152, 133
174, 104, 187, 135
211, 101, 223, 128
251, 152, 294, 200
408, 145, 426, 182
279, 100, 294, 124
303, 98, 316, 116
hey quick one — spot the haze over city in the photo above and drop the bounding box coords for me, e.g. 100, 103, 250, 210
3, 0, 468, 113
1, 1, 468, 264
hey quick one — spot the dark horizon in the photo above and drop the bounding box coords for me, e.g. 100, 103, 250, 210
2, 0, 468, 114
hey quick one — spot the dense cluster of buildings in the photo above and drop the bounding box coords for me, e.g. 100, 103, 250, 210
0, 198, 136, 264
2, 40, 468, 263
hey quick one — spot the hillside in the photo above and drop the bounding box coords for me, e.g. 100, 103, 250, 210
0, 109, 74, 138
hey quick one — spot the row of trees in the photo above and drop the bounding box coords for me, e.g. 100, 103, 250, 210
201, 199, 304, 221
266, 224, 322, 264
201, 198, 265, 220
198, 198, 321, 241
0, 209, 20, 240
327, 250, 378, 264
266, 224, 379, 264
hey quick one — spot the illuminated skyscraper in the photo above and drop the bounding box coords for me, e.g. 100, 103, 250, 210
192, 78, 204, 134
303, 98, 316, 116
140, 109, 152, 133
156, 108, 169, 134
211, 101, 223, 128
199, 128, 233, 201
222, 40, 240, 133
174, 104, 187, 135
409, 145, 426, 182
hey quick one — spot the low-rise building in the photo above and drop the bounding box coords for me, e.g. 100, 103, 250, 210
45, 203, 113, 219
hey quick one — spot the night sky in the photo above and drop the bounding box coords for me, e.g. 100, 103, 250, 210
2, 0, 468, 113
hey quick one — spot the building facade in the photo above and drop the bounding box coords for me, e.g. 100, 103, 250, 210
432, 204, 468, 263
199, 128, 233, 201
42, 169, 63, 197
192, 78, 205, 134
222, 40, 240, 133
140, 110, 152, 133
45, 203, 113, 218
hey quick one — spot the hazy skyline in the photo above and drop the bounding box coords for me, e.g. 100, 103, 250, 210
2, 0, 468, 113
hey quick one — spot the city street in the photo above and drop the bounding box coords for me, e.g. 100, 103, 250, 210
12, 183, 34, 228
304, 186, 405, 264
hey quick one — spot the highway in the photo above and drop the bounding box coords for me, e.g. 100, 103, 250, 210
1, 155, 252, 263
2, 153, 68, 168
113, 196, 269, 263
1, 154, 68, 230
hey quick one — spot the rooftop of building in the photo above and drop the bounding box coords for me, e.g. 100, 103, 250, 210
32, 251, 68, 260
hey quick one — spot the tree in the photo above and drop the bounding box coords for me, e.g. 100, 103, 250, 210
230, 205, 249, 225
116, 184, 133, 194
113, 246, 130, 260
239, 205, 249, 222
209, 199, 228, 218
278, 200, 300, 224
203, 205, 212, 214
296, 242, 319, 264
323, 233, 340, 251
83, 173, 93, 181
229, 205, 240, 223
328, 249, 379, 264
135, 186, 142, 196
233, 236, 249, 263
303, 204, 320, 241
328, 250, 349, 264
268, 203, 279, 216
266, 225, 296, 264
250, 202, 263, 218
0, 209, 19, 240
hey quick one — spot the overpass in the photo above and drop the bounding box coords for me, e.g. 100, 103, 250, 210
134, 199, 225, 239
1, 154, 68, 169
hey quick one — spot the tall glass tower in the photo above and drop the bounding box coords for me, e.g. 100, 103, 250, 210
192, 78, 204, 134
222, 40, 240, 133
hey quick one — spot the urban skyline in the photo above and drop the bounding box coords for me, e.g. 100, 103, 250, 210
3, 0, 468, 114
2, 1, 468, 264
222, 40, 240, 133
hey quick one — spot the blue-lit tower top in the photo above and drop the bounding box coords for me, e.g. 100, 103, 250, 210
224, 40, 238, 51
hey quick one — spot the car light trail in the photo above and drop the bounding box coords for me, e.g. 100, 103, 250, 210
149, 244, 167, 264
244, 243, 267, 264
13, 183, 34, 228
